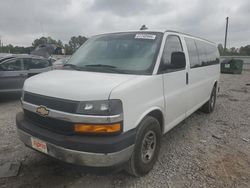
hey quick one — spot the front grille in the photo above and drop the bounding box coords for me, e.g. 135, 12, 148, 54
23, 92, 79, 113
24, 109, 74, 135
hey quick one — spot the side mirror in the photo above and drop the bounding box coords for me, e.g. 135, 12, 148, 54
171, 52, 186, 69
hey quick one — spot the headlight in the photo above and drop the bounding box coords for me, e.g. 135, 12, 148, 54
76, 99, 122, 116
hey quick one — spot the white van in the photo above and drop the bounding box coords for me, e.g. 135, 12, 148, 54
16, 30, 220, 176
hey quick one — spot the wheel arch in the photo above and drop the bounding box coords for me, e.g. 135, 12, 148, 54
213, 80, 219, 94
214, 80, 218, 88
135, 107, 165, 134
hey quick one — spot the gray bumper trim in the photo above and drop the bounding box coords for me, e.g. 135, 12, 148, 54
17, 129, 134, 167
22, 101, 123, 123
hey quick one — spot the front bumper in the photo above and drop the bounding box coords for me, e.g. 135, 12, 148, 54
17, 129, 134, 167
16, 112, 135, 167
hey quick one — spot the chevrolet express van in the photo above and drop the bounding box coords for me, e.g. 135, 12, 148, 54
16, 30, 220, 176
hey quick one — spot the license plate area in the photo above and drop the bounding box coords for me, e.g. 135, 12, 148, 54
31, 137, 48, 154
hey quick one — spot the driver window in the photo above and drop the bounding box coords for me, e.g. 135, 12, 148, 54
159, 35, 183, 73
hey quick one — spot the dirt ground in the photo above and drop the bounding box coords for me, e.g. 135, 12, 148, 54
0, 71, 250, 188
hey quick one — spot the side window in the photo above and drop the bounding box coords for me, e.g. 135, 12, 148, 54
29, 59, 50, 69
205, 43, 220, 65
195, 40, 208, 67
159, 35, 183, 72
185, 38, 220, 69
185, 38, 200, 68
0, 59, 22, 71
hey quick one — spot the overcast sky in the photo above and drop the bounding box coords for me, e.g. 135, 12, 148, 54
0, 0, 249, 47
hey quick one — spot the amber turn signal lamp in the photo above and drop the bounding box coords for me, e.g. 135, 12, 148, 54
74, 123, 121, 134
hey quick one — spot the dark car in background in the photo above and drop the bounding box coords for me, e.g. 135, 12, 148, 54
0, 54, 52, 93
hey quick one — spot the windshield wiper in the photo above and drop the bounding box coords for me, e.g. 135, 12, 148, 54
64, 63, 129, 74
63, 63, 82, 70
84, 64, 129, 73
84, 64, 117, 68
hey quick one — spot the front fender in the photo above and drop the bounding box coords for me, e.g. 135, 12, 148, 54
109, 75, 165, 132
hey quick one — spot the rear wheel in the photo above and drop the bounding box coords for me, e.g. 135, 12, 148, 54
125, 116, 161, 177
201, 85, 217, 113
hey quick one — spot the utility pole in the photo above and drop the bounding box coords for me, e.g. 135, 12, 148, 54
0, 35, 2, 53
224, 17, 229, 52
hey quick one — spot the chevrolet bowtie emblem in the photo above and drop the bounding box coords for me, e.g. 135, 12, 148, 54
36, 106, 49, 117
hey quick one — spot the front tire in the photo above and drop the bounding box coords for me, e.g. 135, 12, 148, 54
201, 85, 217, 113
125, 116, 161, 177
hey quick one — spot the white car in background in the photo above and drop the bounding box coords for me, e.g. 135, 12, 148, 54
16, 30, 220, 176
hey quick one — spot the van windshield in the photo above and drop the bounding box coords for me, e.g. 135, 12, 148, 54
65, 32, 163, 74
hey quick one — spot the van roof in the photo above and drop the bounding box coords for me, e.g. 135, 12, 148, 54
165, 30, 215, 44
97, 29, 215, 45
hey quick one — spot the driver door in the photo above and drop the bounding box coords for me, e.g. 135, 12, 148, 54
0, 58, 27, 92
158, 34, 188, 132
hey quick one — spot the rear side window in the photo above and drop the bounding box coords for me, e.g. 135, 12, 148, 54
204, 43, 220, 65
29, 59, 50, 69
0, 59, 22, 71
185, 37, 219, 68
185, 38, 200, 68
159, 35, 183, 72
195, 40, 208, 67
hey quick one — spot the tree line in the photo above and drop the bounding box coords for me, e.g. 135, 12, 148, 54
0, 36, 250, 56
0, 35, 88, 55
218, 44, 250, 56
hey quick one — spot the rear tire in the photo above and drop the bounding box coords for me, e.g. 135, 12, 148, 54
125, 116, 161, 177
201, 85, 217, 113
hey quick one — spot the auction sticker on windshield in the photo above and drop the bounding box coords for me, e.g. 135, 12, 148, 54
135, 34, 156, 40
31, 137, 48, 154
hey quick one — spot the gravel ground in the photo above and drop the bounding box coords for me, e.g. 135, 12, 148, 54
0, 71, 250, 188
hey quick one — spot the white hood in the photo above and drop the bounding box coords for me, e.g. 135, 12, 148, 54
24, 70, 137, 101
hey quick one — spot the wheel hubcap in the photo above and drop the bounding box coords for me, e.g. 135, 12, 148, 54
141, 130, 156, 163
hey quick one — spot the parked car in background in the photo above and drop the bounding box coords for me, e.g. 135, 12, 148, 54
0, 54, 52, 93
53, 57, 70, 69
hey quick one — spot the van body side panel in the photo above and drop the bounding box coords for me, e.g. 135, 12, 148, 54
109, 75, 165, 132
186, 65, 220, 116
162, 70, 187, 133
182, 36, 220, 116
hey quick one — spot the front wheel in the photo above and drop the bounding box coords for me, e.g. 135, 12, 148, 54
201, 85, 217, 113
125, 116, 161, 177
